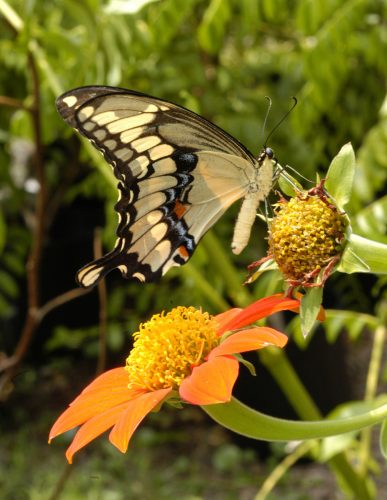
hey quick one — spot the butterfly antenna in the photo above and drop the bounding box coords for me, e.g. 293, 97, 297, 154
264, 96, 298, 146
277, 168, 303, 193
261, 96, 272, 145
284, 163, 314, 184
264, 197, 274, 219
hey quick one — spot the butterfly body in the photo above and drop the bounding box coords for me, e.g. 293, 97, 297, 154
56, 86, 274, 287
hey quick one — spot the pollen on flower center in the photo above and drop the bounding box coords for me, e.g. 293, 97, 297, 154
125, 306, 219, 392
269, 192, 347, 283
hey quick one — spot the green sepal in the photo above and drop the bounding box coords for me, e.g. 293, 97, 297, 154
234, 354, 256, 376
300, 287, 323, 338
244, 258, 278, 284
164, 391, 184, 410
325, 143, 356, 210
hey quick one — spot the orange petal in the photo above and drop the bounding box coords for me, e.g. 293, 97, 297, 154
74, 367, 129, 396
218, 294, 300, 333
65, 401, 130, 463
49, 368, 143, 440
208, 327, 288, 359
214, 308, 243, 334
70, 367, 134, 407
179, 356, 239, 405
317, 308, 326, 321
109, 388, 172, 453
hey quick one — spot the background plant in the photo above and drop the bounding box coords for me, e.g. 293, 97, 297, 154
0, 0, 386, 498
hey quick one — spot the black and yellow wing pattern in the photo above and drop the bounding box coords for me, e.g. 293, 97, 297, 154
56, 86, 274, 287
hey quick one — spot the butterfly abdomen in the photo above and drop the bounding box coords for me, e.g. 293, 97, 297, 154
232, 151, 274, 255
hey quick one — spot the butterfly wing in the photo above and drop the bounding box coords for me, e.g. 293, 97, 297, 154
56, 86, 259, 287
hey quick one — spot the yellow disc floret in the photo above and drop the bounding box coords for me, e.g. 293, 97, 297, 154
126, 306, 219, 391
269, 192, 347, 283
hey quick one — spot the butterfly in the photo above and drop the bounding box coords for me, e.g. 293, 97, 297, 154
56, 86, 276, 287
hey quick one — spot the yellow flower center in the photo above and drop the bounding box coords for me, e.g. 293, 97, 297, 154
126, 306, 219, 391
269, 194, 347, 282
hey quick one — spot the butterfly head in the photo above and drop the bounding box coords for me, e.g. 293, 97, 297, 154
258, 146, 276, 166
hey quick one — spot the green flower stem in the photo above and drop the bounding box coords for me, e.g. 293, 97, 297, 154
339, 233, 387, 275
203, 397, 387, 442
328, 454, 372, 500
202, 231, 251, 307
359, 324, 386, 475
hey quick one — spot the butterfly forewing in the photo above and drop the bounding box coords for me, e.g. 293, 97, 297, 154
56, 86, 271, 287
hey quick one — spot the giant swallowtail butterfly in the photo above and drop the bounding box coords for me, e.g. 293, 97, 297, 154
57, 86, 275, 287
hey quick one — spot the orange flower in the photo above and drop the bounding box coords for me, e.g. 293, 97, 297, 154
49, 294, 299, 463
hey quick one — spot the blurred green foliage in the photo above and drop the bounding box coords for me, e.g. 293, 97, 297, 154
1, 0, 385, 320
0, 0, 386, 496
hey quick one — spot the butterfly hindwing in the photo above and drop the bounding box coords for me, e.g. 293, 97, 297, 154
56, 86, 267, 287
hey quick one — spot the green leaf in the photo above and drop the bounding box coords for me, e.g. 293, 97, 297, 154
319, 432, 357, 462
300, 287, 323, 338
240, 0, 261, 33
147, 0, 197, 49
325, 143, 356, 210
104, 0, 159, 14
380, 419, 387, 459
197, 0, 231, 54
339, 233, 387, 275
0, 270, 19, 298
353, 195, 387, 244
9, 109, 34, 141
323, 309, 379, 343
278, 169, 303, 197
289, 308, 380, 347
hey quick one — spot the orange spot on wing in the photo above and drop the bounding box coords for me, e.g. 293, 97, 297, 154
178, 245, 189, 259
173, 200, 187, 219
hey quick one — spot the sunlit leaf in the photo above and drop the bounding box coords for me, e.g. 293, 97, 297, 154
353, 195, 387, 244
339, 234, 387, 275
319, 432, 357, 462
197, 0, 231, 54
104, 0, 159, 14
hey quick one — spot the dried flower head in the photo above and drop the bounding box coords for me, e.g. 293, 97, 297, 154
268, 182, 347, 287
